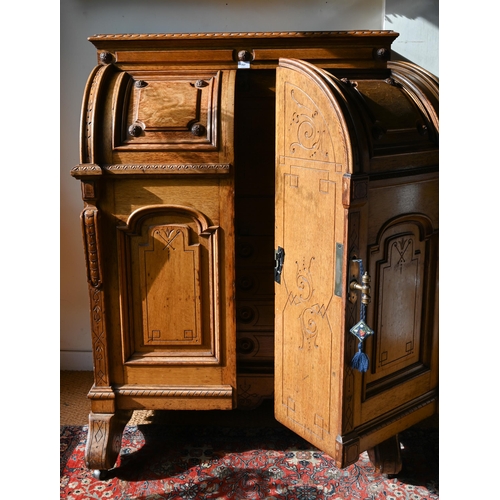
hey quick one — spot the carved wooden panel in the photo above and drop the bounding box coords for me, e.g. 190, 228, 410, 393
364, 215, 435, 397
277, 160, 338, 440
370, 225, 423, 374
139, 225, 203, 347
275, 60, 349, 457
118, 205, 221, 364
116, 71, 220, 151
283, 83, 347, 168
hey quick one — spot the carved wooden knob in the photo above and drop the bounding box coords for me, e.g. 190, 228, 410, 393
238, 276, 255, 291
374, 48, 390, 61
237, 50, 253, 62
190, 123, 206, 136
237, 337, 256, 354
99, 51, 114, 65
237, 243, 254, 258
238, 307, 255, 323
128, 124, 143, 137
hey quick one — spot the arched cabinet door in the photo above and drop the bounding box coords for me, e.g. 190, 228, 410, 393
274, 58, 438, 469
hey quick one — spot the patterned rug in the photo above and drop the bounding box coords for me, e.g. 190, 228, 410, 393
60, 424, 438, 499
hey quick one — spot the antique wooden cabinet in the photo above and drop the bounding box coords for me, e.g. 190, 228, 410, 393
71, 31, 439, 476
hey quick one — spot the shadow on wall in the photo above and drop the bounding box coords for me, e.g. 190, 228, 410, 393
385, 0, 438, 27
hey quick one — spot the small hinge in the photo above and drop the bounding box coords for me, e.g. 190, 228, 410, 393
274, 247, 285, 284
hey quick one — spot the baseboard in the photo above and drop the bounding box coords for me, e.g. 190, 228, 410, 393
60, 350, 93, 371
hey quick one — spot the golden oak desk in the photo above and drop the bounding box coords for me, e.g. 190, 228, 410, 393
71, 31, 439, 477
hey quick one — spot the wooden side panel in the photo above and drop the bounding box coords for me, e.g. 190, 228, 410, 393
275, 61, 350, 458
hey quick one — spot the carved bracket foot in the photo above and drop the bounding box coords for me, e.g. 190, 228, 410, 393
367, 434, 403, 476
85, 410, 133, 472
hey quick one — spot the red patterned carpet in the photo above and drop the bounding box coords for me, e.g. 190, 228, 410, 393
60, 424, 438, 499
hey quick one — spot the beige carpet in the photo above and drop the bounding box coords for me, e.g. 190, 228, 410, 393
60, 371, 155, 426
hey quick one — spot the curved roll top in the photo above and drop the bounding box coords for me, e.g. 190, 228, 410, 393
277, 58, 439, 175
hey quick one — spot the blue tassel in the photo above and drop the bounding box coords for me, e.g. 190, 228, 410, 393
351, 341, 369, 372
349, 260, 374, 374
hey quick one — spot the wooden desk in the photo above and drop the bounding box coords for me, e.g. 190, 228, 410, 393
71, 31, 438, 477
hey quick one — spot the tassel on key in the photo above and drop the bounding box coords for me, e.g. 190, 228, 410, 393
349, 260, 374, 373
352, 342, 369, 372
350, 315, 374, 373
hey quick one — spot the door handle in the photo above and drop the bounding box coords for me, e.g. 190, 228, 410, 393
349, 259, 374, 373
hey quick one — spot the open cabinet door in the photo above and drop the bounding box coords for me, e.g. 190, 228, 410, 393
274, 58, 439, 469
274, 58, 353, 464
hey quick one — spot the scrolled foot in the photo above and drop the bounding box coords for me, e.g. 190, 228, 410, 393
85, 410, 132, 471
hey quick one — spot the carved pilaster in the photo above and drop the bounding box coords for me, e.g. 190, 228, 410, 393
81, 206, 110, 389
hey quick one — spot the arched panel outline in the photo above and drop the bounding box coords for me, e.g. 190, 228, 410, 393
364, 212, 437, 399
117, 204, 221, 365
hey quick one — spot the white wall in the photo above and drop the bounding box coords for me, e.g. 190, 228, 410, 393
60, 0, 438, 370
384, 0, 438, 76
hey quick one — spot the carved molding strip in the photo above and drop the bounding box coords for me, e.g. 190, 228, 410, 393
88, 387, 115, 400
91, 31, 396, 41
115, 385, 233, 398
102, 163, 231, 174
71, 164, 103, 178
